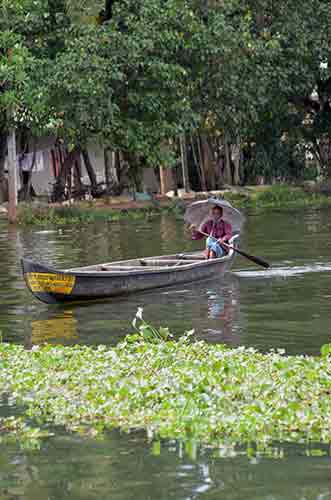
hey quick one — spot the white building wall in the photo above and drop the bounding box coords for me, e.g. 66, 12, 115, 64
5, 136, 159, 196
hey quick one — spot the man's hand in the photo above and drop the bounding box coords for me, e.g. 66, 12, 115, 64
190, 224, 197, 231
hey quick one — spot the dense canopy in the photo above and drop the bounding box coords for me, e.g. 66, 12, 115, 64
1, 0, 331, 198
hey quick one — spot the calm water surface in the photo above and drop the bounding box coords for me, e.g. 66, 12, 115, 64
1, 209, 331, 353
1, 208, 331, 499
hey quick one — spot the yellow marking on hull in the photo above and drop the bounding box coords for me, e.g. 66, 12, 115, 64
26, 272, 76, 295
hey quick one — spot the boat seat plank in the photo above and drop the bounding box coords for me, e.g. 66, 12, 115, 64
98, 264, 189, 272
140, 259, 199, 266
175, 254, 205, 260
99, 265, 156, 272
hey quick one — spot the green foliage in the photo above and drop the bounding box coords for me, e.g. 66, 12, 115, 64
17, 204, 164, 225
132, 307, 173, 342
249, 185, 331, 209
224, 185, 331, 210
320, 344, 331, 358
253, 185, 308, 205
1, 312, 331, 450
2, 0, 331, 179
16, 186, 331, 226
244, 137, 307, 183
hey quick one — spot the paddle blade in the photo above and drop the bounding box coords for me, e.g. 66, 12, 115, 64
234, 248, 270, 269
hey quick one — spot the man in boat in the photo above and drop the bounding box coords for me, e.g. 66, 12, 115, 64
190, 205, 232, 259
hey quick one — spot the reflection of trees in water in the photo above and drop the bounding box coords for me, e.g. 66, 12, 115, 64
159, 215, 193, 255
0, 436, 330, 499
243, 209, 331, 265
19, 228, 59, 263
304, 209, 331, 235
0, 223, 29, 342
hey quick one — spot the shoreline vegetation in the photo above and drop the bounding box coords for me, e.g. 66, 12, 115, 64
2, 0, 331, 210
1, 313, 331, 453
2, 185, 331, 226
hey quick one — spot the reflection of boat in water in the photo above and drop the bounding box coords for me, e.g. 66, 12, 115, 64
30, 310, 78, 344
198, 275, 242, 345
26, 274, 242, 347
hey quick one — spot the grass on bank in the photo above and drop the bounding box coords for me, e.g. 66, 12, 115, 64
1, 312, 331, 453
15, 185, 331, 226
17, 204, 165, 226
223, 184, 331, 210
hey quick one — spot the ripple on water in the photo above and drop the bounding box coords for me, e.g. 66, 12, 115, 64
235, 262, 331, 279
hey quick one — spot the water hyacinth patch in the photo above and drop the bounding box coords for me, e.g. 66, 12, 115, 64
1, 321, 331, 450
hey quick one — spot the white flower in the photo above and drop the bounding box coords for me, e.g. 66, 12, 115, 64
132, 307, 144, 329
136, 307, 144, 321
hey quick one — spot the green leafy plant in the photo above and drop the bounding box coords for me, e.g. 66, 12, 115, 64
321, 344, 331, 358
132, 307, 173, 342
1, 312, 331, 452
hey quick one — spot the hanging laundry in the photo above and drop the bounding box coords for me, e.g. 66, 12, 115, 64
35, 151, 44, 172
19, 152, 34, 172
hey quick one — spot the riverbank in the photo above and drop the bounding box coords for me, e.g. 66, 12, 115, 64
2, 184, 329, 226
1, 314, 331, 451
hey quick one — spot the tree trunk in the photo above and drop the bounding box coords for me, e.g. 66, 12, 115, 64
200, 135, 216, 190
19, 144, 36, 202
316, 137, 331, 178
112, 151, 127, 193
232, 141, 241, 185
73, 151, 83, 194
191, 135, 207, 191
81, 148, 98, 192
180, 135, 190, 193
7, 129, 18, 222
0, 132, 8, 203
224, 138, 233, 185
159, 167, 167, 195
196, 134, 207, 191
104, 148, 120, 193
52, 147, 79, 201
104, 148, 111, 191
105, 0, 114, 20
159, 166, 174, 195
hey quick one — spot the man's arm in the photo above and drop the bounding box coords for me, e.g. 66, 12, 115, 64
191, 222, 208, 240
218, 222, 232, 243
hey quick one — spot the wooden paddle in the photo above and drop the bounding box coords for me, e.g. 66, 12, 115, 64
197, 230, 270, 269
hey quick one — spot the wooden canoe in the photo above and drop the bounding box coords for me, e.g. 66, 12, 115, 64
21, 235, 239, 305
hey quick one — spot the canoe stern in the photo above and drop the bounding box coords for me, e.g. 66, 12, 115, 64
21, 259, 77, 304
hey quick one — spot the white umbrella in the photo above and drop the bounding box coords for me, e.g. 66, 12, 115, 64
184, 198, 244, 233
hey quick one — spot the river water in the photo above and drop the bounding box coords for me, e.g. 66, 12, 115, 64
1, 208, 331, 499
